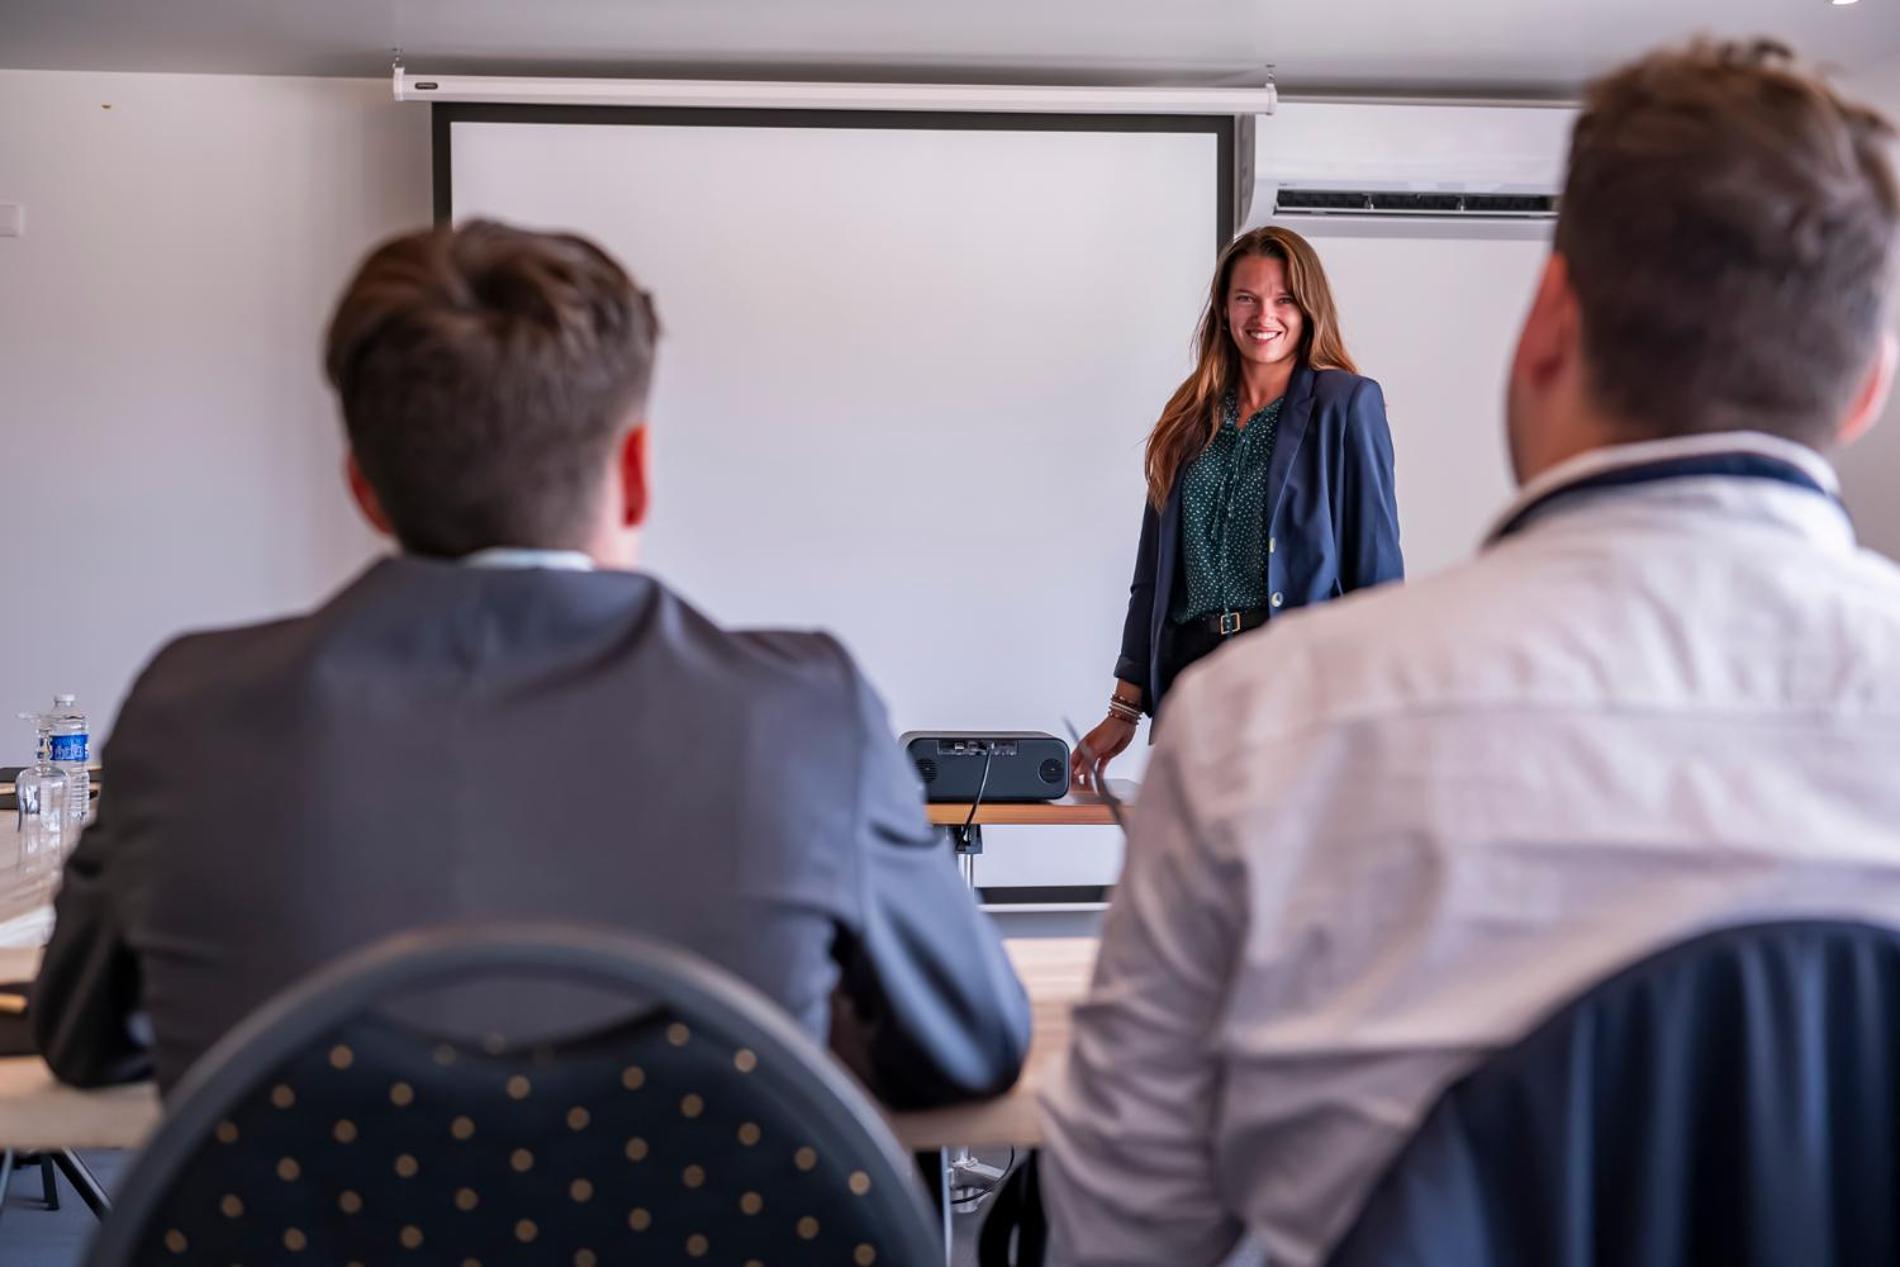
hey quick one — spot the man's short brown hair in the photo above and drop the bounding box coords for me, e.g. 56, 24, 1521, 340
324, 220, 659, 557
1558, 38, 1900, 446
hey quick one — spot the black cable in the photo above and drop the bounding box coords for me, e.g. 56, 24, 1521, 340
949, 1146, 1018, 1210
960, 746, 995, 838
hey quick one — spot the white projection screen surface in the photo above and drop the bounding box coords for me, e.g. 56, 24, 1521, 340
444, 110, 1230, 901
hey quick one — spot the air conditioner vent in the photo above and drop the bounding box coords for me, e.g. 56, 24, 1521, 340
1275, 187, 1558, 220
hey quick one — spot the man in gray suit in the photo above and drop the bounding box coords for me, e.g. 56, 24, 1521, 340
33, 221, 1031, 1106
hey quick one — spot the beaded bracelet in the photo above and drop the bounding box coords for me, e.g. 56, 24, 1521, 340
1107, 696, 1142, 723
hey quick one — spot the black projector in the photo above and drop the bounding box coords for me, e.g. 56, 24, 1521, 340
901, 731, 1070, 803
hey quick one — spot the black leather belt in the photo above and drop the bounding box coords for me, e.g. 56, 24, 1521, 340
1198, 607, 1270, 637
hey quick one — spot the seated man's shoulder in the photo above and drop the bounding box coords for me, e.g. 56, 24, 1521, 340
131, 615, 306, 711
684, 615, 877, 723
721, 623, 852, 672
1172, 553, 1576, 736
1182, 527, 1900, 744
95, 616, 312, 782
697, 617, 856, 689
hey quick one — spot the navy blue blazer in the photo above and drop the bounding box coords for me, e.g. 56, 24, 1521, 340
1114, 364, 1404, 711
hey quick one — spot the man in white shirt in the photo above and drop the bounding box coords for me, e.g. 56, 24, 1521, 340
1041, 37, 1900, 1267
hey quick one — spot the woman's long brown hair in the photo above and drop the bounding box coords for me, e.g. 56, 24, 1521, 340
1143, 226, 1357, 508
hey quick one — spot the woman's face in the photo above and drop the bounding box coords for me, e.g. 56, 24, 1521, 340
1225, 254, 1304, 370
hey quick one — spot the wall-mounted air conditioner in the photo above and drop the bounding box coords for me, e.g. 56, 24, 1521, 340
1274, 188, 1557, 218
1245, 100, 1575, 232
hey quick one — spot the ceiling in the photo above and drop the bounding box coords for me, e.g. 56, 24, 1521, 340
2, 0, 1898, 95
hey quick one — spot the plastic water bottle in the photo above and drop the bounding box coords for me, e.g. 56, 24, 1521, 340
45, 695, 90, 830
13, 734, 70, 889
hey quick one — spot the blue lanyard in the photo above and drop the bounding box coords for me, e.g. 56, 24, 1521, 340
1489, 451, 1836, 543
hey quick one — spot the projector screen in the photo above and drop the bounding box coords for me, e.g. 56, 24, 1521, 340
441, 107, 1232, 902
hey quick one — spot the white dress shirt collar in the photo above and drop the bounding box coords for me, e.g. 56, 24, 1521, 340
458, 547, 597, 572
1487, 430, 1841, 544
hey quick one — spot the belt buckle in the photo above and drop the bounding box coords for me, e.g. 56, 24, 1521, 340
1218, 611, 1242, 636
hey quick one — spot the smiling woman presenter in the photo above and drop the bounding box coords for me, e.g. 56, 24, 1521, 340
1074, 225, 1404, 787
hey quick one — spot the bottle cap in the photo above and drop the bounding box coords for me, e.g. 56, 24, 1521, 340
54, 694, 75, 707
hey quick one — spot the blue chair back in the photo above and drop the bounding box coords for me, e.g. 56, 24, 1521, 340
86, 924, 941, 1267
1328, 920, 1900, 1267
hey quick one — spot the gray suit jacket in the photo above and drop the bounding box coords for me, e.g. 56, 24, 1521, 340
33, 558, 1031, 1106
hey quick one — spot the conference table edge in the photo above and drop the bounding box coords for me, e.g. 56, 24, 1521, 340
0, 938, 1093, 1153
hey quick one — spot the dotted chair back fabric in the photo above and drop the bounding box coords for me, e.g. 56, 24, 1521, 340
86, 926, 939, 1267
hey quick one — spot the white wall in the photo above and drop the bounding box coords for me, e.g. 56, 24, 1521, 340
1248, 101, 1569, 577
8, 65, 1897, 768
0, 71, 430, 752
1294, 226, 1549, 576
1264, 79, 1900, 576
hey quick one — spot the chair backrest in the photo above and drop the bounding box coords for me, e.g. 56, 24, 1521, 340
87, 923, 941, 1267
1327, 920, 1900, 1267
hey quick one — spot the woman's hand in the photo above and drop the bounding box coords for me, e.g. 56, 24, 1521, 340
1071, 714, 1138, 792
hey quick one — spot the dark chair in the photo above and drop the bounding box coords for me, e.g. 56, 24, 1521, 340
0, 1149, 110, 1220
85, 924, 943, 1266
0, 1151, 59, 1215
1327, 920, 1900, 1267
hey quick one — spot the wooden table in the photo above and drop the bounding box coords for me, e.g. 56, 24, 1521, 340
923, 780, 1134, 829
0, 938, 1094, 1153
893, 935, 1091, 1148
927, 779, 1134, 907
0, 948, 161, 1156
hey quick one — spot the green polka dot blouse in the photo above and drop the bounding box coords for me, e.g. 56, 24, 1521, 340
1171, 389, 1283, 624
